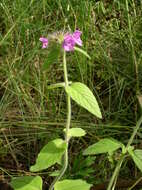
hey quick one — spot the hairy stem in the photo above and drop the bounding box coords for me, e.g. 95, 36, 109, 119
49, 50, 71, 190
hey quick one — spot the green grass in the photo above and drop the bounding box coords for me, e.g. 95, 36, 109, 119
0, 0, 142, 188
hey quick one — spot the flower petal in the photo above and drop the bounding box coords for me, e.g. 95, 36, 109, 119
63, 34, 75, 51
39, 37, 48, 43
42, 42, 48, 49
72, 30, 82, 46
73, 30, 82, 38
39, 37, 48, 48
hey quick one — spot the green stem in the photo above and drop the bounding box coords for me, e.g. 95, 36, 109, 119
128, 176, 142, 190
126, 115, 142, 148
107, 115, 142, 190
49, 50, 71, 190
107, 155, 124, 190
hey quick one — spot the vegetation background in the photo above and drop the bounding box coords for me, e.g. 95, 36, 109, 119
0, 0, 142, 189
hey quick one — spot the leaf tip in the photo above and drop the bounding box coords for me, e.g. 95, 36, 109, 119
97, 112, 102, 119
30, 165, 37, 172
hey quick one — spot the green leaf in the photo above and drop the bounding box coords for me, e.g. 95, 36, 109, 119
63, 128, 86, 137
10, 176, 42, 190
128, 148, 142, 172
83, 138, 123, 155
74, 47, 91, 59
83, 156, 96, 167
42, 43, 60, 70
30, 138, 67, 172
76, 168, 94, 177
65, 82, 102, 118
54, 179, 92, 190
134, 149, 142, 160
49, 170, 60, 177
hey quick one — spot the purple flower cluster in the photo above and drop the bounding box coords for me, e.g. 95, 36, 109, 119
39, 30, 82, 52
62, 30, 82, 51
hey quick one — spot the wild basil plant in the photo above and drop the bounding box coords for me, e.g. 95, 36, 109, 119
10, 30, 101, 190
10, 30, 142, 190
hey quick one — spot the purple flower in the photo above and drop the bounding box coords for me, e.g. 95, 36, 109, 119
39, 37, 48, 49
62, 34, 76, 52
72, 30, 82, 46
62, 30, 82, 52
